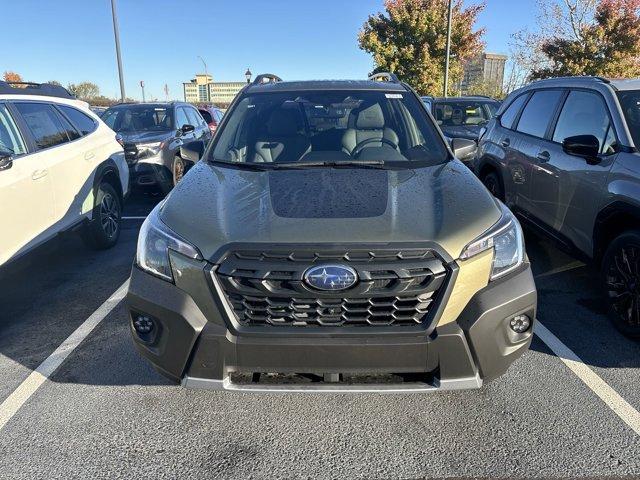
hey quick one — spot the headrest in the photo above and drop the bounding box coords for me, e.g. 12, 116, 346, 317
356, 104, 385, 130
267, 108, 300, 136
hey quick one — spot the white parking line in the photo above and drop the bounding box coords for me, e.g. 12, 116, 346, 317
0, 280, 129, 432
535, 321, 640, 436
122, 216, 147, 220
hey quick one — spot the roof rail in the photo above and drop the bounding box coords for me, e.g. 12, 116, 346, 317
0, 81, 75, 99
368, 72, 400, 83
252, 74, 282, 85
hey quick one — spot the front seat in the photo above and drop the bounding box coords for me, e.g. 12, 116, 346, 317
253, 109, 310, 163
341, 104, 398, 155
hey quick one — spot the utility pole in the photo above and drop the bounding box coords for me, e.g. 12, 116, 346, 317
110, 0, 126, 102
443, 0, 453, 98
164, 84, 169, 101
140, 80, 145, 102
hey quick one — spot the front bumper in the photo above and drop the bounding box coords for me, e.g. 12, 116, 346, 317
127, 254, 536, 392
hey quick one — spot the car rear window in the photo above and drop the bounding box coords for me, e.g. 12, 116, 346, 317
200, 110, 213, 123
14, 102, 71, 150
500, 94, 528, 129
58, 105, 97, 136
516, 90, 564, 138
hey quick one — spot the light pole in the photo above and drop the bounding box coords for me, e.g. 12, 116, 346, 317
110, 0, 126, 102
198, 56, 208, 76
443, 0, 453, 98
245, 68, 252, 84
140, 80, 145, 102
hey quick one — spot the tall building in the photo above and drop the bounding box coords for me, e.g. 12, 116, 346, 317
183, 74, 246, 106
461, 53, 507, 95
183, 74, 213, 103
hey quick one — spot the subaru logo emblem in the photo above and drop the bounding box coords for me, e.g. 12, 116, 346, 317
303, 265, 358, 291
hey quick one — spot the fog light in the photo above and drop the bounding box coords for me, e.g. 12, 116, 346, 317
133, 315, 154, 334
509, 314, 531, 333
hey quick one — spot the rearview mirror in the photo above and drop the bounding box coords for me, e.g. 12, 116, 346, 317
180, 140, 204, 163
451, 137, 477, 161
0, 151, 13, 171
562, 135, 600, 162
180, 124, 195, 134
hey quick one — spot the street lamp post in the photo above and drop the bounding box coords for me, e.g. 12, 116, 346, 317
198, 56, 208, 76
245, 68, 252, 84
140, 80, 145, 102
443, 0, 453, 98
110, 0, 126, 102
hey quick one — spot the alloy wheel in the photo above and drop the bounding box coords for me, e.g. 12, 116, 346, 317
605, 244, 640, 328
100, 192, 120, 239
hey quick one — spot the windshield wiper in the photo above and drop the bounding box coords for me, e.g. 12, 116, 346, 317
271, 160, 387, 169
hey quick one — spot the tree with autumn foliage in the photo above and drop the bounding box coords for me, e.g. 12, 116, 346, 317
513, 0, 640, 80
358, 0, 486, 96
3, 71, 23, 83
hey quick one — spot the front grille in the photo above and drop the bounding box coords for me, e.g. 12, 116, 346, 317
213, 247, 450, 328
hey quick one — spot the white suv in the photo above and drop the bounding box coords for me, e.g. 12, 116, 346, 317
0, 82, 129, 266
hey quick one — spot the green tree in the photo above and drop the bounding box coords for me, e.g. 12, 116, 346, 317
516, 0, 640, 80
67, 81, 100, 100
358, 0, 486, 96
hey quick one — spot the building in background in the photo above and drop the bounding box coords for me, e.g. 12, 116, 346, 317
183, 74, 213, 103
461, 53, 507, 96
183, 74, 246, 107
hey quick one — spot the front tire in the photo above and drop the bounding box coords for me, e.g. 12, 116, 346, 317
481, 171, 504, 200
602, 230, 640, 338
82, 181, 122, 250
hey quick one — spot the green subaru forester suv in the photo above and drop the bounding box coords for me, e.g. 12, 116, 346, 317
126, 73, 537, 392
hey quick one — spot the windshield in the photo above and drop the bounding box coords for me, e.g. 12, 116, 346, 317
102, 105, 174, 133
617, 90, 640, 147
433, 100, 498, 127
210, 90, 448, 166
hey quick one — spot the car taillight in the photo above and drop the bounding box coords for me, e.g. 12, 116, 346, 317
116, 134, 124, 147
208, 123, 216, 133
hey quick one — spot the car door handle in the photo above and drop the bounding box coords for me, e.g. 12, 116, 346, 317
84, 152, 95, 161
536, 151, 551, 162
32, 169, 48, 180
501, 138, 510, 148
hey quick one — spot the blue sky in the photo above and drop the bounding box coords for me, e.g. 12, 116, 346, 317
3, 0, 536, 101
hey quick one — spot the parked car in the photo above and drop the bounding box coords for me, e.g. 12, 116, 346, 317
428, 96, 500, 141
198, 105, 224, 134
90, 106, 107, 117
0, 81, 128, 267
127, 73, 537, 392
102, 101, 211, 193
476, 76, 640, 338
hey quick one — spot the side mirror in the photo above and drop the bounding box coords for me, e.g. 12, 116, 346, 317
0, 151, 13, 171
180, 140, 205, 163
451, 137, 477, 161
562, 135, 600, 162
181, 124, 195, 134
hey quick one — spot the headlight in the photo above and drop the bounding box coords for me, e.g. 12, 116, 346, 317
136, 205, 201, 282
459, 202, 525, 280
136, 141, 164, 159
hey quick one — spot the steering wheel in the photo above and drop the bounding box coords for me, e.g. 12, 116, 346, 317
351, 137, 399, 158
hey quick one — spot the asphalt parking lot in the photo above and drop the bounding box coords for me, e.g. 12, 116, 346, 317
1, 191, 640, 479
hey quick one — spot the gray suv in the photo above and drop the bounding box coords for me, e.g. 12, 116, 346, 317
102, 102, 211, 193
476, 76, 640, 337
126, 73, 537, 392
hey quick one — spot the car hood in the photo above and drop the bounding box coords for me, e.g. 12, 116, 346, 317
440, 125, 482, 140
118, 131, 171, 144
160, 160, 501, 261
